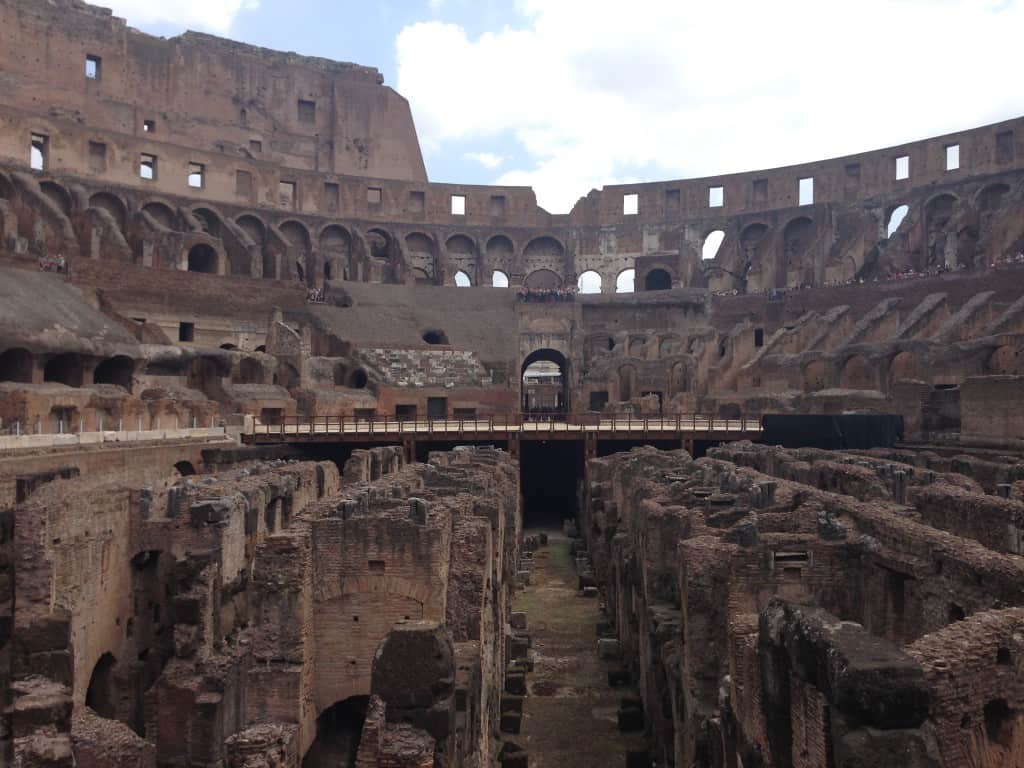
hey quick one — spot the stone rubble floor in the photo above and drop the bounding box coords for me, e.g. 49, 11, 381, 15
512, 531, 647, 768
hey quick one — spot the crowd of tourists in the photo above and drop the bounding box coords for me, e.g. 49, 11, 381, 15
38, 253, 68, 274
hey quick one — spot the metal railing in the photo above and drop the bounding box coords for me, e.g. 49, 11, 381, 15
250, 413, 763, 437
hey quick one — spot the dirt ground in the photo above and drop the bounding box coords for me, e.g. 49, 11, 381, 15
512, 531, 647, 767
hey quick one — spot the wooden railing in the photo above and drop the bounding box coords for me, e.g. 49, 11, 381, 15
249, 413, 763, 437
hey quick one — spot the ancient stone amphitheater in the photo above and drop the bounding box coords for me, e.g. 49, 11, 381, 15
2, 1, 1024, 766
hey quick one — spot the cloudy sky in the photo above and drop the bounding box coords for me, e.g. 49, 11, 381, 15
106, 0, 1023, 213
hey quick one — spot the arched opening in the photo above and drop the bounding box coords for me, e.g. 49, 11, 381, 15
803, 359, 827, 392
422, 330, 449, 345
577, 270, 602, 294
319, 225, 351, 278
644, 268, 672, 291
616, 269, 635, 293
446, 234, 478, 279
782, 216, 815, 268
143, 202, 177, 230
40, 181, 72, 216
86, 652, 118, 719
492, 270, 509, 288
887, 205, 909, 238
302, 696, 369, 768
44, 353, 83, 387
89, 192, 127, 232
93, 355, 134, 391
366, 229, 392, 260
840, 354, 875, 390
0, 348, 33, 383
486, 235, 515, 274
523, 236, 565, 273
984, 699, 1014, 747
453, 270, 471, 287
187, 244, 218, 274
348, 369, 368, 389
405, 232, 435, 282
522, 349, 568, 417
193, 208, 221, 236
987, 345, 1021, 375
174, 461, 196, 476
702, 230, 725, 261
524, 269, 562, 290
889, 351, 922, 386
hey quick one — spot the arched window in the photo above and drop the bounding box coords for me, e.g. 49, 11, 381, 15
492, 270, 509, 288
644, 269, 672, 291
703, 230, 725, 260
615, 269, 635, 293
454, 270, 471, 287
577, 270, 602, 294
887, 205, 909, 237
186, 244, 218, 274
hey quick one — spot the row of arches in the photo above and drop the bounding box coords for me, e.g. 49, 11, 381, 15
0, 349, 134, 390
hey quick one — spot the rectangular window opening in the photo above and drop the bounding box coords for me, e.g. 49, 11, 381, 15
368, 560, 386, 573
297, 99, 316, 124
249, 138, 262, 154
451, 194, 466, 216
489, 194, 506, 217
367, 187, 382, 205
188, 162, 205, 189
278, 180, 296, 208
945, 143, 960, 171
85, 54, 101, 80
178, 322, 195, 342
708, 185, 724, 208
409, 190, 425, 213
772, 550, 810, 568
323, 182, 340, 213
623, 192, 639, 215
88, 141, 106, 173
139, 153, 157, 180
143, 119, 155, 133
665, 188, 680, 207
754, 328, 764, 347
235, 170, 253, 199
895, 155, 910, 180
798, 177, 814, 206
752, 178, 768, 202
30, 133, 48, 171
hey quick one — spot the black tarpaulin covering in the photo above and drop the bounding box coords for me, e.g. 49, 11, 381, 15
760, 414, 904, 450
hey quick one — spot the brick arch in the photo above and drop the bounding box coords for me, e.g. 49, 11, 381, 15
324, 574, 435, 606
88, 191, 127, 232
141, 200, 179, 230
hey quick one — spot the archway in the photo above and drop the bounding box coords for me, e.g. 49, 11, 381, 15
644, 268, 672, 291
174, 461, 196, 476
615, 268, 635, 293
302, 695, 369, 767
492, 270, 509, 288
577, 270, 602, 294
524, 269, 562, 290
93, 355, 134, 391
44, 353, 83, 387
703, 230, 725, 260
521, 349, 568, 416
89, 192, 127, 232
236, 357, 263, 384
453, 270, 471, 287
143, 202, 177, 230
840, 354, 875, 390
86, 652, 118, 719
0, 348, 32, 383
887, 205, 909, 237
187, 244, 218, 274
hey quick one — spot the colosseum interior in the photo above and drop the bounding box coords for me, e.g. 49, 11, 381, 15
1, 1, 1024, 766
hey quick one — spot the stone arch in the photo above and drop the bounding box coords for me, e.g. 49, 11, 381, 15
615, 268, 635, 293
0, 348, 32, 383
669, 361, 691, 395
644, 268, 672, 291
404, 232, 436, 282
93, 355, 134, 391
236, 357, 263, 384
486, 234, 515, 273
886, 204, 910, 237
88, 192, 127, 232
889, 350, 923, 386
577, 270, 602, 294
85, 652, 118, 719
304, 696, 369, 765
192, 206, 222, 236
174, 461, 196, 476
142, 201, 177, 230
186, 243, 219, 274
348, 369, 368, 389
977, 183, 1011, 212
522, 348, 569, 414
522, 236, 565, 275
987, 345, 1022, 375
319, 224, 351, 280
453, 270, 472, 287
492, 270, 510, 288
40, 180, 73, 216
280, 220, 311, 282
803, 359, 827, 392
524, 269, 562, 290
446, 234, 478, 282
782, 216, 815, 264
840, 354, 875, 390
44, 353, 83, 387
236, 214, 266, 244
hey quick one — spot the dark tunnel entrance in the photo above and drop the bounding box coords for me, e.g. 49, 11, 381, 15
520, 440, 583, 528
303, 695, 369, 767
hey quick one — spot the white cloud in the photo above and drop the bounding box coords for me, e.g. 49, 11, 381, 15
396, 1, 1024, 212
102, 0, 258, 33
465, 151, 505, 169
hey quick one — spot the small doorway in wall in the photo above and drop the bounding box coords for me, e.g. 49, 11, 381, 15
396, 404, 417, 421
427, 397, 447, 420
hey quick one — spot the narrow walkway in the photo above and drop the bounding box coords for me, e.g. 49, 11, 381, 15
512, 531, 646, 767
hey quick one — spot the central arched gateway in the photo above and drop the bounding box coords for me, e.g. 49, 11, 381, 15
521, 348, 569, 417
